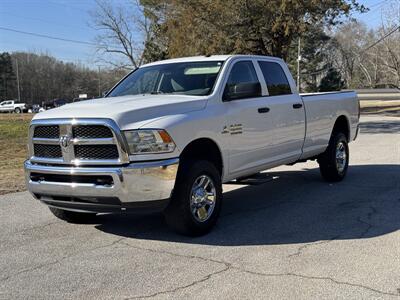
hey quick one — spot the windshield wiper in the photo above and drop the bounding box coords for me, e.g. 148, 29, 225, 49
150, 91, 178, 95
141, 91, 193, 96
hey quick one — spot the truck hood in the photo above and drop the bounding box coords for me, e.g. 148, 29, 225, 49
33, 94, 207, 129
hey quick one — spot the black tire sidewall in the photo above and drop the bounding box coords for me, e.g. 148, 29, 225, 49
164, 160, 222, 236
319, 132, 349, 181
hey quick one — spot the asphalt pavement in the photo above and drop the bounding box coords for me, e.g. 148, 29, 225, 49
1, 114, 399, 299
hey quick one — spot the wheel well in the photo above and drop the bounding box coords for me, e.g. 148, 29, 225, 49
179, 138, 223, 176
333, 116, 350, 141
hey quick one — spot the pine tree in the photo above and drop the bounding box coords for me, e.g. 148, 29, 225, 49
0, 52, 17, 100
318, 67, 345, 92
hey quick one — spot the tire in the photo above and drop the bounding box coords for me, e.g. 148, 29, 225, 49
49, 207, 97, 224
318, 132, 349, 182
14, 108, 21, 114
164, 160, 222, 236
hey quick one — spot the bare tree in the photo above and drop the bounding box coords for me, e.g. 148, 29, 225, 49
378, 1, 400, 86
91, 0, 151, 69
5, 51, 126, 103
331, 22, 374, 88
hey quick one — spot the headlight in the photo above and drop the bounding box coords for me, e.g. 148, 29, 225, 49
123, 129, 176, 154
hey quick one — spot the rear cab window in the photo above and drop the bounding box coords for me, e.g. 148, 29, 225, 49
258, 61, 292, 96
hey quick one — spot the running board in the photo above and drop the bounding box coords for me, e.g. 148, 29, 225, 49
228, 173, 273, 185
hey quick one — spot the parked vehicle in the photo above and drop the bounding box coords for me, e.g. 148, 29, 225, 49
24, 55, 359, 235
42, 98, 68, 110
0, 100, 27, 113
27, 104, 43, 114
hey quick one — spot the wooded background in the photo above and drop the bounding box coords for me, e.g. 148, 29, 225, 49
1, 0, 399, 104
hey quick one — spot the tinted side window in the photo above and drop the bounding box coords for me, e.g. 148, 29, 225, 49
227, 61, 259, 85
224, 61, 261, 100
258, 61, 292, 96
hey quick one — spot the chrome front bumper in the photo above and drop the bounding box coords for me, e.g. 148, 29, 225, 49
24, 158, 179, 213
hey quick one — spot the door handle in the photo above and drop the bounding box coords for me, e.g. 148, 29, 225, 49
293, 103, 303, 109
258, 107, 270, 113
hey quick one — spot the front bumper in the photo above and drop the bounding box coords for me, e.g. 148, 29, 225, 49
24, 158, 179, 213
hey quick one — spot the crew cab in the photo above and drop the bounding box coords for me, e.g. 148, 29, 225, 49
24, 55, 359, 235
0, 100, 26, 113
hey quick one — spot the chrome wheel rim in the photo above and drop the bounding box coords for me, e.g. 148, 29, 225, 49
190, 175, 216, 222
336, 142, 347, 173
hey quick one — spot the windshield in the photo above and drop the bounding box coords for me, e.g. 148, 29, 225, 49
108, 61, 224, 97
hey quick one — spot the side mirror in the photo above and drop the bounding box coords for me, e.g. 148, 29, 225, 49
223, 82, 261, 101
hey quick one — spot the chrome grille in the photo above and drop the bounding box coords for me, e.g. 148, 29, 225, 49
75, 145, 119, 160
73, 125, 113, 139
29, 119, 129, 166
34, 126, 59, 138
34, 144, 62, 158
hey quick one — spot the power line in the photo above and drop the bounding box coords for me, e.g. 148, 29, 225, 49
0, 11, 87, 31
0, 41, 91, 64
0, 26, 97, 46
46, 0, 89, 13
367, 0, 388, 10
362, 25, 400, 52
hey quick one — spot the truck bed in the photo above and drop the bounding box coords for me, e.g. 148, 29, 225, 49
299, 91, 359, 160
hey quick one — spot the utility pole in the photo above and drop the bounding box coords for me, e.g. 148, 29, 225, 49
98, 65, 101, 97
296, 37, 301, 92
15, 58, 21, 102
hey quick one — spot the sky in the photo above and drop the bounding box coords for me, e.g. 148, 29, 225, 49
0, 0, 397, 68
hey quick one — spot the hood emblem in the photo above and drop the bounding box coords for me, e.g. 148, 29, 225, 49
60, 135, 72, 148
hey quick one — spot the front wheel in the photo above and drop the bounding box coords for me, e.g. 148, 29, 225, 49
318, 132, 349, 182
164, 160, 222, 236
49, 207, 97, 224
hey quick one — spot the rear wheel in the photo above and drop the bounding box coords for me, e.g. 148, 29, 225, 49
49, 207, 97, 224
14, 107, 21, 114
164, 160, 222, 236
318, 132, 349, 182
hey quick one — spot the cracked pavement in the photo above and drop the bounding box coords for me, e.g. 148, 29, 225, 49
1, 114, 400, 299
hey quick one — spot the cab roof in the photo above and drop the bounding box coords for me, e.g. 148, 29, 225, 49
140, 55, 283, 68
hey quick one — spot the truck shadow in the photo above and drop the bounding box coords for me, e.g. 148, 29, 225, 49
360, 120, 400, 134
95, 164, 400, 246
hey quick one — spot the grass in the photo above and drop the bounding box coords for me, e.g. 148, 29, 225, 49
0, 114, 32, 195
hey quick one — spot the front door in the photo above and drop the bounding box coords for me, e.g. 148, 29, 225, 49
223, 60, 272, 175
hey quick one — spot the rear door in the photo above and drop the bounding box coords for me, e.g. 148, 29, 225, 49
257, 60, 306, 162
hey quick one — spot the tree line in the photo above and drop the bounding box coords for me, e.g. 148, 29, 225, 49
93, 0, 399, 91
1, 0, 399, 103
0, 52, 127, 104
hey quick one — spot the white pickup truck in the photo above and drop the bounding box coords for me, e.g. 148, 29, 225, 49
0, 100, 27, 113
24, 55, 359, 235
